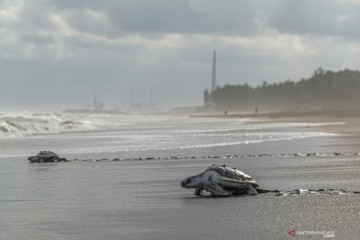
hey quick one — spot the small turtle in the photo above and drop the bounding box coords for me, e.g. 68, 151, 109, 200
28, 151, 67, 163
181, 164, 266, 197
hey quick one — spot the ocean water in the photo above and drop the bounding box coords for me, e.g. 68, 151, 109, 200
0, 112, 337, 159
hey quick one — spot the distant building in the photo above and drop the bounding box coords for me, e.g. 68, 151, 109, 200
93, 97, 104, 111
211, 50, 216, 92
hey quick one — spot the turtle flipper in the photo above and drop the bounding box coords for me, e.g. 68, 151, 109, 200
204, 181, 232, 197
245, 184, 258, 195
195, 188, 204, 196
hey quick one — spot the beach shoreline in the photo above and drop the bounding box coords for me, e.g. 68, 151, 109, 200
189, 108, 360, 153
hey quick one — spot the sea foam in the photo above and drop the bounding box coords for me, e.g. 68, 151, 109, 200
0, 112, 94, 137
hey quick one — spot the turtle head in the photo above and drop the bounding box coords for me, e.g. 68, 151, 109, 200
181, 175, 203, 188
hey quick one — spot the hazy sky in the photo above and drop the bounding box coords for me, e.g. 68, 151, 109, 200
1, 0, 360, 111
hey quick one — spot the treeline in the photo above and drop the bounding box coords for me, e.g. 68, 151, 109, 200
204, 68, 360, 111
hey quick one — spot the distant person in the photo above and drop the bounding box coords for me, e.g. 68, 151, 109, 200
224, 110, 228, 116
255, 108, 258, 115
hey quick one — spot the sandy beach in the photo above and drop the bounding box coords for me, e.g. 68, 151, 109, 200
1, 110, 360, 240
191, 108, 360, 151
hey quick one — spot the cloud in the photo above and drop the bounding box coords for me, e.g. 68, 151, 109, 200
50, 0, 259, 36
1, 0, 360, 110
0, 0, 23, 23
267, 0, 360, 39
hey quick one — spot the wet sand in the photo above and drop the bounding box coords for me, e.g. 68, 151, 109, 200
191, 108, 360, 152
1, 137, 360, 240
2, 110, 360, 239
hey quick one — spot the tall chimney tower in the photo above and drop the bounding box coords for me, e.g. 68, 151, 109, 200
211, 50, 216, 92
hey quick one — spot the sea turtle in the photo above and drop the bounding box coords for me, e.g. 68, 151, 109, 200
181, 164, 264, 197
28, 151, 67, 163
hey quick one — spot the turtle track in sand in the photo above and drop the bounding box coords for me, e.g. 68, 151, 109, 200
193, 189, 360, 197
68, 152, 359, 162
269, 189, 360, 196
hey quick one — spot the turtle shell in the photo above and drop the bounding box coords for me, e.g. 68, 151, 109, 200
28, 151, 62, 162
206, 165, 259, 187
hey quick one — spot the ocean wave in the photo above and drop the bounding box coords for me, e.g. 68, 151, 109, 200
0, 111, 174, 138
0, 112, 341, 159
0, 112, 94, 137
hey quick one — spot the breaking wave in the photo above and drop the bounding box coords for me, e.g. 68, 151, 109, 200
0, 111, 134, 137
0, 112, 84, 137
0, 111, 343, 158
